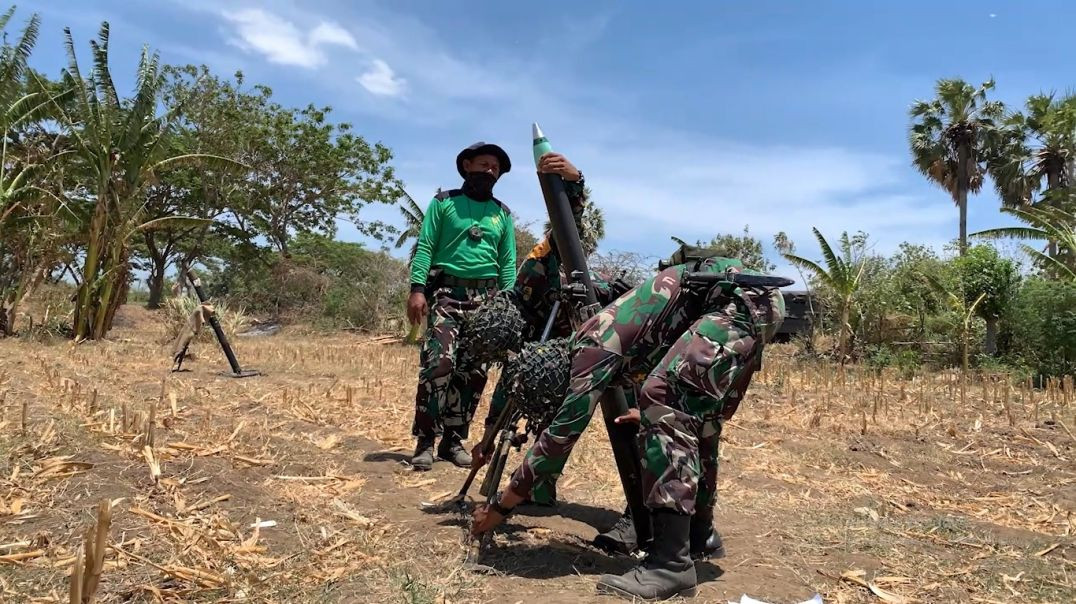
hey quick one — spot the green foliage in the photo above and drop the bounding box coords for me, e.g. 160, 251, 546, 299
782, 228, 868, 357
864, 345, 922, 380
700, 225, 776, 272
513, 222, 539, 268
971, 200, 1076, 280
909, 78, 1006, 253
1001, 277, 1076, 379
540, 185, 606, 256
950, 245, 1021, 321
240, 101, 403, 254
988, 92, 1076, 208
207, 233, 409, 331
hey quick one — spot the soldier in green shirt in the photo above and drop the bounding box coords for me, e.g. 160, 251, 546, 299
407, 142, 517, 471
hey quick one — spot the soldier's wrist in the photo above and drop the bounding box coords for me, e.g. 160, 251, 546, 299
410, 284, 426, 294
490, 496, 515, 517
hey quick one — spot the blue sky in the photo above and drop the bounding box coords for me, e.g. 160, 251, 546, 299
24, 0, 1076, 277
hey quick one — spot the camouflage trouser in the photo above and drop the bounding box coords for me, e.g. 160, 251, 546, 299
507, 265, 758, 512
637, 310, 759, 514
507, 267, 684, 505
410, 286, 492, 442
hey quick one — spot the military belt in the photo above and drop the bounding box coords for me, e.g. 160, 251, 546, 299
436, 273, 498, 289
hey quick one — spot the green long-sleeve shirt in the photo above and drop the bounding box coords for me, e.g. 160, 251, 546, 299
409, 189, 516, 291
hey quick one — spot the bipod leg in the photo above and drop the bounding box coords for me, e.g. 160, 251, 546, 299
171, 342, 190, 372
478, 423, 516, 498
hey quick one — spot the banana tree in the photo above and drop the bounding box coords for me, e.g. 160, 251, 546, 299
394, 189, 425, 262
924, 274, 987, 376
42, 23, 238, 340
970, 202, 1076, 281
0, 7, 77, 335
781, 227, 867, 359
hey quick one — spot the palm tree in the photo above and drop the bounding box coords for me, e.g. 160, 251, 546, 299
394, 188, 426, 262
41, 23, 237, 340
988, 92, 1075, 257
971, 202, 1076, 281
781, 227, 867, 359
909, 78, 1006, 255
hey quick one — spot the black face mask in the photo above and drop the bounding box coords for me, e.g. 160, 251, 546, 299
462, 171, 497, 200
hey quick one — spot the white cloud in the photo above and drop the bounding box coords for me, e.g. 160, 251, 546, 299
191, 2, 975, 269
309, 22, 358, 50
221, 9, 357, 69
358, 59, 406, 97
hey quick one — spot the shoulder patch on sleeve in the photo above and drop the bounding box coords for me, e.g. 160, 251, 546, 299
434, 189, 461, 201
490, 196, 512, 216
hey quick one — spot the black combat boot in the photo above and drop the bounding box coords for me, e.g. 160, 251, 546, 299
411, 436, 435, 471
690, 506, 726, 559
593, 506, 641, 555
437, 431, 471, 468
596, 509, 697, 600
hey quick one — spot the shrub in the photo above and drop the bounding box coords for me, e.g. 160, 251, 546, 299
161, 295, 249, 344
1001, 278, 1076, 380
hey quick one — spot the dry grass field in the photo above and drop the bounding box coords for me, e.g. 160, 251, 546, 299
0, 305, 1073, 603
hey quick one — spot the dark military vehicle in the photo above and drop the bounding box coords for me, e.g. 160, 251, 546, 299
774, 290, 819, 342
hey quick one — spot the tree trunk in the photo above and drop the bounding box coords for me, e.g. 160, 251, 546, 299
74, 198, 110, 340
146, 254, 167, 310
956, 143, 970, 256
839, 299, 851, 360
962, 328, 970, 375
1045, 168, 1060, 259
144, 231, 169, 310
984, 316, 998, 356
0, 299, 14, 336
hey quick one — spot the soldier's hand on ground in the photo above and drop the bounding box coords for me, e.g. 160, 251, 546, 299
614, 408, 641, 424
406, 292, 428, 326
538, 152, 581, 181
470, 503, 505, 536
470, 443, 489, 469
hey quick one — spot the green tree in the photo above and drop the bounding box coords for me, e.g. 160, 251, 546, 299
888, 243, 947, 337
135, 65, 269, 308
781, 228, 867, 358
950, 245, 1021, 355
288, 233, 409, 330
43, 23, 236, 340
1003, 278, 1076, 379
0, 7, 73, 335
909, 78, 1005, 255
989, 92, 1076, 259
701, 225, 775, 272
238, 100, 403, 256
513, 221, 539, 267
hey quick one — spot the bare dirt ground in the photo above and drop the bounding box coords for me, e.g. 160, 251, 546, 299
0, 305, 1073, 603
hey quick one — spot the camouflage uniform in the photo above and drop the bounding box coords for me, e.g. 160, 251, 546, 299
411, 284, 495, 441
507, 257, 783, 512
482, 179, 622, 444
